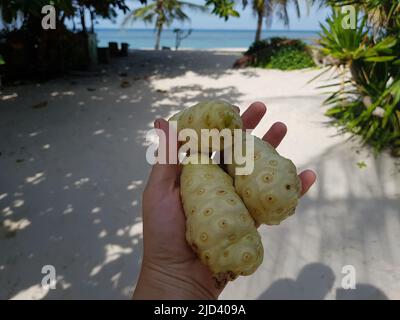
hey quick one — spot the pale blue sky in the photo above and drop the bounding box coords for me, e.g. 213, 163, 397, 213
93, 1, 331, 31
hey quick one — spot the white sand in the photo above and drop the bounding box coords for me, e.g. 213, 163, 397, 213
0, 50, 399, 300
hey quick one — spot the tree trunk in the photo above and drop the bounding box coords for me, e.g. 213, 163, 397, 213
155, 25, 162, 50
80, 7, 87, 33
60, 12, 66, 24
255, 10, 263, 42
90, 10, 95, 33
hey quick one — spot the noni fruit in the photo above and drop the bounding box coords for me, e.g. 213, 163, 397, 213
169, 100, 243, 152
180, 153, 263, 287
227, 132, 301, 225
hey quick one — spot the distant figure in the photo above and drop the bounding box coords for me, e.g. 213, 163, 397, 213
173, 29, 192, 51
258, 263, 336, 300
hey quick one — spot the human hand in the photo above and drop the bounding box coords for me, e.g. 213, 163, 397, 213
133, 101, 316, 300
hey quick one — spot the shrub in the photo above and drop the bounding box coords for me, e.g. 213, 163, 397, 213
245, 37, 315, 70
318, 5, 400, 154
266, 47, 315, 70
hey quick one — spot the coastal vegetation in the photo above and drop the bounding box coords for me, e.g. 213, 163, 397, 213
0, 0, 132, 81
318, 0, 400, 154
237, 37, 316, 70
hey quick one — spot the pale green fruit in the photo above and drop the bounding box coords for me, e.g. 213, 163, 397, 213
180, 154, 263, 287
169, 100, 243, 152
227, 132, 301, 225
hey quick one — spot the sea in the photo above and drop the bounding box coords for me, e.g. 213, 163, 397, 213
95, 28, 320, 50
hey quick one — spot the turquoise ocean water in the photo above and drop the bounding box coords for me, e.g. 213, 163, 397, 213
96, 29, 319, 49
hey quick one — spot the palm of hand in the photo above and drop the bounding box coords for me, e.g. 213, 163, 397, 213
143, 172, 219, 297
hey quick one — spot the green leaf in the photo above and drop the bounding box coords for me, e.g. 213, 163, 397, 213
364, 56, 396, 62
326, 106, 344, 115
356, 161, 367, 169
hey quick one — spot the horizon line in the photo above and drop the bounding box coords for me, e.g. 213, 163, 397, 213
94, 27, 320, 32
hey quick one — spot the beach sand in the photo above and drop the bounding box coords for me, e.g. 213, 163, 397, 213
0, 49, 399, 299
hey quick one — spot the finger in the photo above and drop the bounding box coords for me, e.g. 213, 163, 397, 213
241, 101, 267, 130
148, 119, 180, 186
299, 170, 316, 197
262, 122, 287, 148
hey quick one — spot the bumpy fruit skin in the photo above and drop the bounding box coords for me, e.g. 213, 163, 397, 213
180, 154, 263, 287
227, 132, 301, 225
169, 100, 243, 152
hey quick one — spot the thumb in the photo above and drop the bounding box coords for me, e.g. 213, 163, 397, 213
148, 118, 181, 187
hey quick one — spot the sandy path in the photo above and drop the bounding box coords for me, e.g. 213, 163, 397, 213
0, 50, 399, 299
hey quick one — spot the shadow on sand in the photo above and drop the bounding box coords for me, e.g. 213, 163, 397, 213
258, 263, 388, 300
0, 50, 245, 299
253, 141, 399, 300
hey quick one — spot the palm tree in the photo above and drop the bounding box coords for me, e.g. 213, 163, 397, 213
317, 1, 400, 152
246, 0, 317, 42
252, 0, 265, 43
123, 0, 207, 50
0, 0, 130, 30
323, 0, 400, 34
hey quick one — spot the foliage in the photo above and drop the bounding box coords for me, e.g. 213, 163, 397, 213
205, 0, 239, 20
0, 1, 134, 81
318, 3, 400, 153
247, 37, 307, 54
266, 46, 315, 70
241, 0, 317, 42
253, 0, 301, 26
246, 37, 315, 70
123, 0, 207, 50
322, 0, 400, 33
0, 0, 131, 26
124, 0, 207, 27
0, 0, 50, 24
0, 54, 4, 65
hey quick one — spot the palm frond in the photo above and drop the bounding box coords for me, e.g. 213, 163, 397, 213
122, 3, 158, 26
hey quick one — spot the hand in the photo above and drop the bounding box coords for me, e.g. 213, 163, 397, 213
133, 102, 316, 300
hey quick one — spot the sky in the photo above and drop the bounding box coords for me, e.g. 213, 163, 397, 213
93, 1, 331, 31
0, 1, 331, 31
